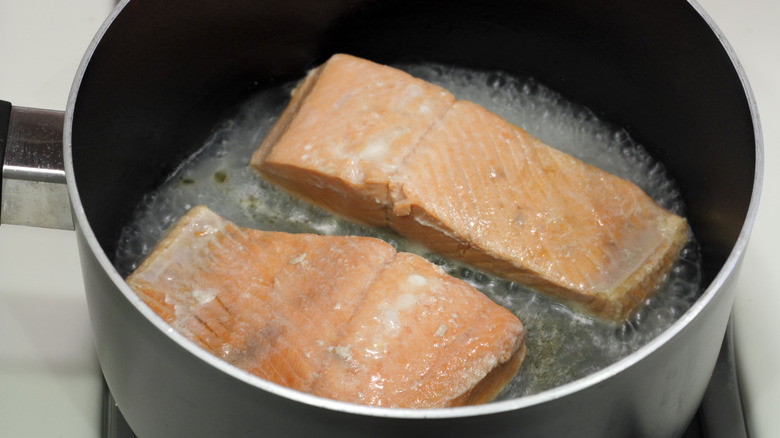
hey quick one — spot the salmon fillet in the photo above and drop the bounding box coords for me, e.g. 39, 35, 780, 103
126, 206, 526, 408
251, 53, 689, 321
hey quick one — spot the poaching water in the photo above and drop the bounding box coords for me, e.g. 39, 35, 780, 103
113, 63, 702, 400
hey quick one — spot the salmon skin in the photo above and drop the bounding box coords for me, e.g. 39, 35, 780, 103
251, 53, 689, 322
126, 206, 526, 408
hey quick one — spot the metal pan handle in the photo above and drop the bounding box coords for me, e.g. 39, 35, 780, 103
0, 100, 73, 230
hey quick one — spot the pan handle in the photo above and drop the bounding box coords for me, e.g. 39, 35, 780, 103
0, 100, 73, 230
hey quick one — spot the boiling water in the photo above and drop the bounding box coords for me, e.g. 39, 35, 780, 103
114, 63, 702, 399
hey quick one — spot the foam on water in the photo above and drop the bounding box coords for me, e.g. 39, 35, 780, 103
113, 63, 701, 400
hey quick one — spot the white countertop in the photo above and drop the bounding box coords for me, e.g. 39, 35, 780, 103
1, 2, 114, 437
0, 0, 777, 437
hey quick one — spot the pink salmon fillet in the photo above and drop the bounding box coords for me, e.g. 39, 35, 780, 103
251, 53, 689, 321
126, 205, 526, 408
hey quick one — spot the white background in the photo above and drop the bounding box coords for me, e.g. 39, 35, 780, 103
1, 0, 777, 436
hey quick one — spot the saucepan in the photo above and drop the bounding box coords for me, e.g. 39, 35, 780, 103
0, 0, 762, 436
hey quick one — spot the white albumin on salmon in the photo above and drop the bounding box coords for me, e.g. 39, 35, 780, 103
251, 53, 689, 322
126, 205, 526, 408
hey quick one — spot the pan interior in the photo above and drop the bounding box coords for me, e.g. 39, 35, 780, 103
112, 61, 704, 399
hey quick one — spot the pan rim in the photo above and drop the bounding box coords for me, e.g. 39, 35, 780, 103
61, 0, 764, 421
